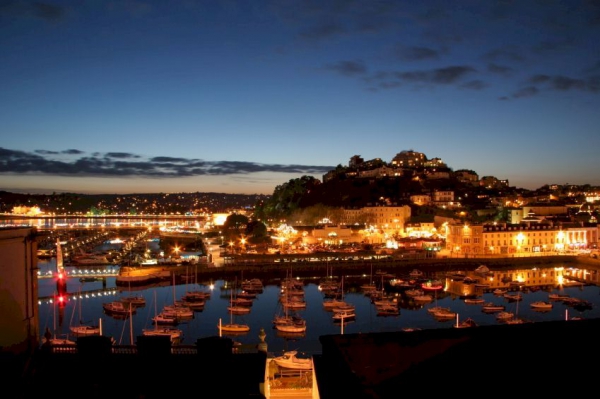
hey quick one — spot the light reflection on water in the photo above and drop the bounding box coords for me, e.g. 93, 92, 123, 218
37, 257, 600, 356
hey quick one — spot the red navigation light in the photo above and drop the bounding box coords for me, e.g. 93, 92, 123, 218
57, 271, 64, 280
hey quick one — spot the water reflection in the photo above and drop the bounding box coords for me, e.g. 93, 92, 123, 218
37, 257, 600, 356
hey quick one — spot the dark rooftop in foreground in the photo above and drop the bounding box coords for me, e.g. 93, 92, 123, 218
3, 317, 600, 398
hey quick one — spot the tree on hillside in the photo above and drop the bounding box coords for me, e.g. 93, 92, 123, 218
222, 213, 249, 240
246, 220, 269, 243
254, 175, 321, 223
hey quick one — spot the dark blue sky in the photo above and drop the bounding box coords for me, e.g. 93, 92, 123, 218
1, 1, 599, 194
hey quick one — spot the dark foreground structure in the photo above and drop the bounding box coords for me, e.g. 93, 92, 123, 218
3, 317, 599, 398
316, 317, 600, 398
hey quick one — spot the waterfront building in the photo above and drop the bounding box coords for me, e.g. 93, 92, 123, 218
446, 221, 599, 257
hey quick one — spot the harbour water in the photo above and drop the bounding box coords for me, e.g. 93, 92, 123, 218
37, 254, 600, 356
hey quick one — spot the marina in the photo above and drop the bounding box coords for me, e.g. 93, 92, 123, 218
37, 254, 600, 356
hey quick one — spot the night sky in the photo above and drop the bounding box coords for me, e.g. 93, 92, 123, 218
1, 1, 599, 194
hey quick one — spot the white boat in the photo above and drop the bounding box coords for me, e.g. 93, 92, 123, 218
219, 278, 250, 335
142, 326, 183, 341
322, 277, 351, 311
530, 301, 553, 310
332, 310, 356, 321
431, 308, 456, 320
70, 324, 101, 336
227, 305, 252, 315
454, 316, 478, 328
152, 312, 179, 325
162, 304, 194, 319
323, 297, 347, 310
218, 317, 250, 334
413, 294, 433, 303
427, 305, 451, 314
481, 302, 505, 313
272, 350, 313, 371
275, 274, 307, 334
144, 291, 183, 341
548, 293, 570, 301
102, 300, 135, 317
496, 311, 514, 321
376, 303, 399, 316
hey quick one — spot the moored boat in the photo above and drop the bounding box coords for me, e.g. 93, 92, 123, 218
530, 301, 553, 311
273, 350, 313, 371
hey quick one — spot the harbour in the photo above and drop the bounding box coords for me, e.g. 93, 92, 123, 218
38, 253, 600, 357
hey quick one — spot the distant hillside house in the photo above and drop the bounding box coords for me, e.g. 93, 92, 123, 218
390, 150, 426, 168
340, 205, 411, 235
410, 194, 431, 206
454, 169, 479, 186
424, 170, 451, 179
358, 166, 401, 178
508, 206, 569, 224
480, 176, 509, 189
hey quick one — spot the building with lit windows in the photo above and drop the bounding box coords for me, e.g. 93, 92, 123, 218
390, 150, 426, 168
446, 222, 599, 256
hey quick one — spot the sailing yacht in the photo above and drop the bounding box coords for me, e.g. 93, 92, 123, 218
323, 276, 351, 311
219, 278, 250, 334
275, 274, 307, 334
143, 292, 183, 342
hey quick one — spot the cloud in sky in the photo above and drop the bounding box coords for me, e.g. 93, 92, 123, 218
1, 1, 599, 194
0, 147, 332, 178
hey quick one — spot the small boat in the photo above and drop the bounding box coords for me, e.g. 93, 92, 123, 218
152, 312, 179, 325
219, 279, 251, 335
218, 320, 250, 334
141, 326, 183, 341
474, 265, 491, 276
427, 305, 451, 314
413, 294, 433, 303
332, 302, 355, 313
548, 293, 570, 301
464, 298, 485, 304
275, 321, 307, 334
227, 305, 252, 315
121, 295, 146, 307
454, 317, 478, 328
405, 288, 424, 297
273, 350, 313, 371
70, 324, 101, 336
332, 310, 356, 321
431, 308, 456, 320
530, 301, 553, 311
377, 304, 399, 316
503, 293, 523, 302
102, 300, 135, 316
481, 302, 505, 313
409, 269, 423, 278
496, 311, 514, 321
505, 317, 527, 324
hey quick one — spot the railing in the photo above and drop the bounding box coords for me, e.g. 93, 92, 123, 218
43, 343, 258, 355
